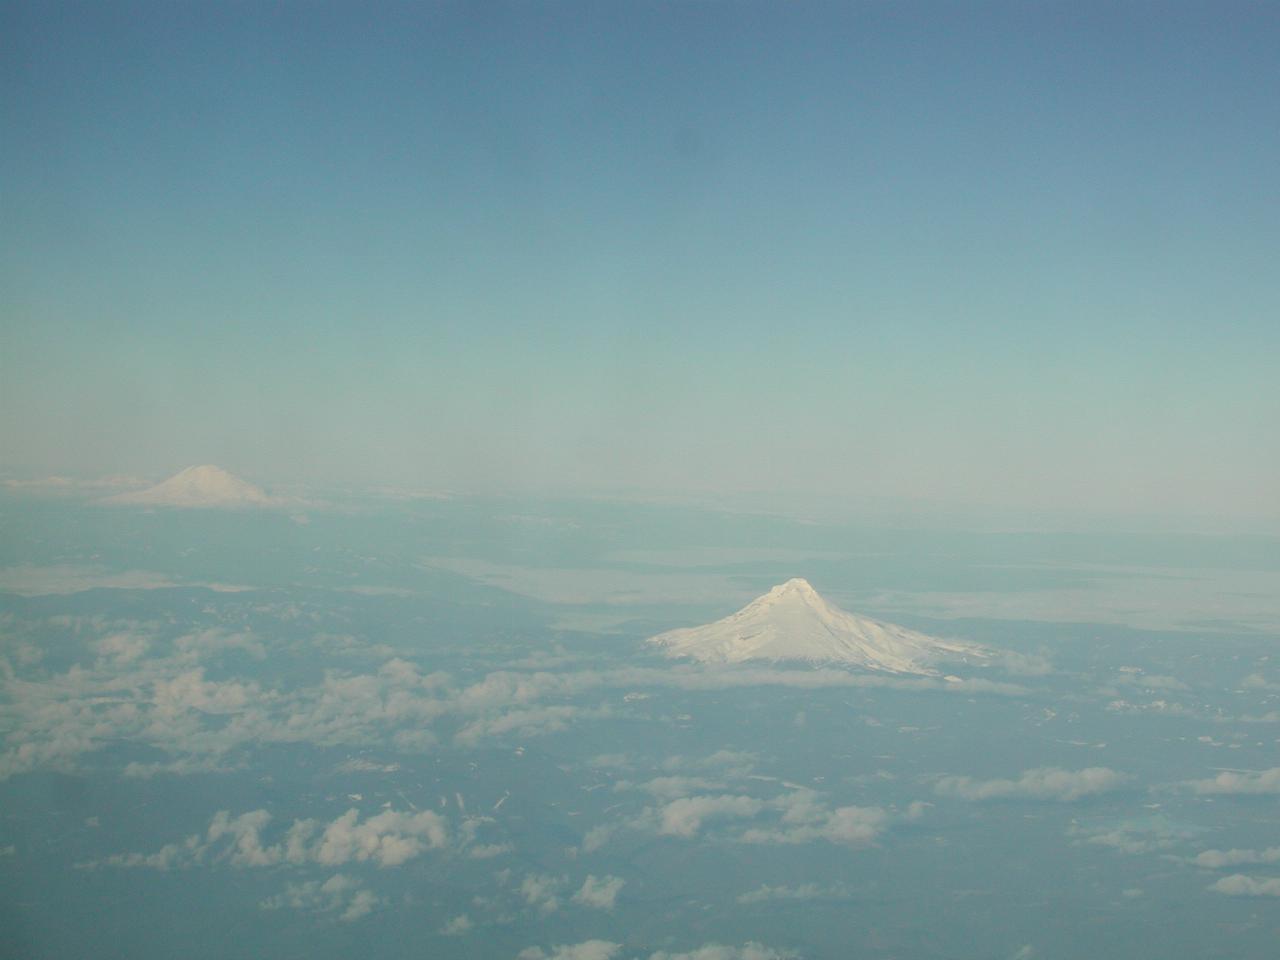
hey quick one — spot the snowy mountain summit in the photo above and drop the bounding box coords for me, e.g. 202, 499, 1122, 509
102, 465, 274, 508
648, 578, 988, 675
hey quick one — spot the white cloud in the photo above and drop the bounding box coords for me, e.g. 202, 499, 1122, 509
1074, 828, 1171, 855
308, 808, 448, 867
741, 793, 888, 847
0, 565, 182, 596
1209, 874, 1280, 897
1186, 768, 1280, 795
655, 795, 766, 837
260, 873, 379, 922
517, 941, 621, 960
581, 824, 615, 853
647, 944, 795, 960
1109, 671, 1188, 692
122, 756, 241, 778
2, 474, 144, 493
0, 564, 249, 596
94, 632, 150, 664
0, 630, 1030, 783
153, 669, 262, 718
608, 784, 902, 852
333, 757, 401, 775
737, 883, 851, 904
935, 767, 1127, 802
1067, 817, 1196, 856
573, 874, 624, 910
91, 807, 447, 870
441, 914, 473, 935
1194, 847, 1280, 869
1242, 673, 1280, 692
630, 776, 726, 800
519, 873, 565, 914
455, 705, 611, 746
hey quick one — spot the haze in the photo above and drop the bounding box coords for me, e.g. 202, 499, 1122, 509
3, 7, 1280, 960
2, 2, 1277, 526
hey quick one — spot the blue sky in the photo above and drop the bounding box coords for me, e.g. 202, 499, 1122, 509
2, 2, 1277, 522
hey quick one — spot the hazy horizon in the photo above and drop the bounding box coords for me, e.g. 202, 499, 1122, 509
3, 2, 1277, 526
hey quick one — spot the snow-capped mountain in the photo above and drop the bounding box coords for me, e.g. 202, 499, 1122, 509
648, 578, 988, 675
102, 465, 274, 508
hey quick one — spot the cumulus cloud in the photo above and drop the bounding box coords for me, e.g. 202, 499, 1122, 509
90, 807, 447, 871
741, 793, 888, 847
441, 914, 473, 935
573, 874, 625, 910
519, 873, 566, 914
1209, 874, 1280, 897
1185, 768, 1280, 795
656, 795, 766, 837
308, 808, 448, 867
934, 767, 1127, 802
605, 784, 902, 852
260, 874, 379, 922
0, 646, 616, 780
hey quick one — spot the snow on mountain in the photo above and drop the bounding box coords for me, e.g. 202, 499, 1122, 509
648, 578, 988, 675
101, 465, 275, 508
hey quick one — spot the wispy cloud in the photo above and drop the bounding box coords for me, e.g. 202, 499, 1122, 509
935, 767, 1127, 802
737, 882, 853, 904
260, 874, 379, 922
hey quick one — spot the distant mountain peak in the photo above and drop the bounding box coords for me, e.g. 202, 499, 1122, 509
102, 465, 274, 508
648, 579, 988, 675
759, 577, 821, 603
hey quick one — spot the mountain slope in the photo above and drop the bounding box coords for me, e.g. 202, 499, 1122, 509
648, 578, 987, 675
102, 465, 274, 508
